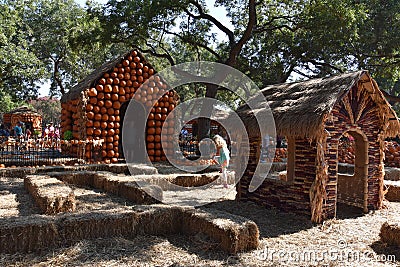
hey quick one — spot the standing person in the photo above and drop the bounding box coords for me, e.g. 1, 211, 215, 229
0, 124, 10, 137
14, 122, 23, 139
213, 134, 230, 188
49, 123, 55, 139
25, 125, 32, 140
43, 124, 50, 140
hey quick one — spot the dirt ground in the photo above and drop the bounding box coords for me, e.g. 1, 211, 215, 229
1, 171, 400, 266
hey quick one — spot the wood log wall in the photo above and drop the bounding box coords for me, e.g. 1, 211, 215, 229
60, 50, 179, 163
237, 83, 386, 222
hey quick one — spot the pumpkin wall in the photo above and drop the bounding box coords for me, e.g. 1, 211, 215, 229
60, 50, 179, 164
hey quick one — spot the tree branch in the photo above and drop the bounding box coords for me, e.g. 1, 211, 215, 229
185, 0, 235, 46
255, 15, 298, 33
305, 59, 344, 73
138, 44, 176, 66
160, 28, 222, 61
225, 0, 256, 66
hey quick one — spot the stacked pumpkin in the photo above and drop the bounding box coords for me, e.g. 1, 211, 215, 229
274, 148, 288, 162
62, 50, 178, 164
338, 138, 355, 164
384, 141, 400, 167
338, 140, 400, 167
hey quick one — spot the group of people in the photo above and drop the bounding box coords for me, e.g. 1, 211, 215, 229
0, 122, 28, 140
0, 122, 60, 141
42, 123, 60, 140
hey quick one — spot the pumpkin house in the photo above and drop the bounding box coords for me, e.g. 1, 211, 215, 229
60, 49, 179, 164
234, 70, 400, 223
3, 106, 42, 132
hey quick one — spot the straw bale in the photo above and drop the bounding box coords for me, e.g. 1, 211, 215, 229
135, 205, 183, 235
0, 204, 260, 254
46, 171, 97, 187
46, 171, 163, 204
106, 163, 158, 175
132, 173, 222, 191
57, 209, 138, 245
92, 172, 109, 189
380, 221, 400, 247
102, 175, 137, 195
0, 192, 18, 209
181, 208, 259, 254
24, 175, 76, 214
0, 215, 58, 253
384, 180, 400, 202
119, 182, 162, 204
172, 174, 219, 187
385, 167, 400, 181
0, 167, 36, 178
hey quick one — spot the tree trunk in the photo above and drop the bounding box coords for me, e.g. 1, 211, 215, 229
197, 83, 218, 140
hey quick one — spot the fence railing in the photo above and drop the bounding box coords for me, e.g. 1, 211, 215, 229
0, 136, 85, 167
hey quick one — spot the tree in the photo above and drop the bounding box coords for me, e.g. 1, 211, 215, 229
29, 97, 61, 125
98, 0, 261, 139
23, 0, 130, 97
0, 89, 26, 117
0, 0, 46, 100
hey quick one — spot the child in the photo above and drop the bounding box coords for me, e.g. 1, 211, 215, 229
213, 135, 230, 188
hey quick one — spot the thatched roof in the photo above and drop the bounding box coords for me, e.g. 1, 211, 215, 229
5, 106, 41, 117
236, 70, 400, 139
61, 49, 154, 103
61, 52, 130, 103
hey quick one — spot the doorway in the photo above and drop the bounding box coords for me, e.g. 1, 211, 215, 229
119, 100, 146, 163
336, 130, 368, 218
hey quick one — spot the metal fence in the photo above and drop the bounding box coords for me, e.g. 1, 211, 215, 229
0, 137, 84, 167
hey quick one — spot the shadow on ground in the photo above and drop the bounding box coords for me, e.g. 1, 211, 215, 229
204, 200, 313, 238
370, 240, 400, 262
336, 202, 365, 220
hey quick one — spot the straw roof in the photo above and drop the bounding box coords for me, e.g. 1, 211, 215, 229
61, 49, 154, 103
61, 52, 130, 103
236, 70, 400, 139
5, 106, 41, 117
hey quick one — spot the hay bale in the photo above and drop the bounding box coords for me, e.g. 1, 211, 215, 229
0, 192, 18, 209
0, 215, 58, 253
172, 173, 219, 187
92, 172, 111, 189
101, 174, 163, 204
181, 208, 260, 254
47, 171, 97, 187
25, 175, 76, 214
385, 167, 400, 181
102, 175, 135, 195
0, 210, 137, 253
0, 167, 36, 178
119, 182, 162, 204
125, 163, 158, 175
0, 204, 260, 254
384, 180, 400, 202
57, 209, 138, 245
380, 221, 400, 247
135, 205, 183, 235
